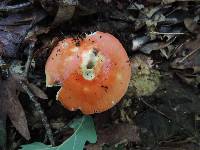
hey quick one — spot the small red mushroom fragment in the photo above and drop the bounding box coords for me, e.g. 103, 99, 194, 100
45, 31, 131, 114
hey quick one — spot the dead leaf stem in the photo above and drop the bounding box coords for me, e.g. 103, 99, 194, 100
178, 47, 200, 63
20, 81, 55, 146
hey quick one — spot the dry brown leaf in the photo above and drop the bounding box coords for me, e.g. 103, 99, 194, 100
184, 18, 200, 34
86, 123, 140, 150
163, 0, 200, 4
140, 39, 174, 54
0, 8, 46, 57
2, 76, 30, 140
51, 3, 76, 27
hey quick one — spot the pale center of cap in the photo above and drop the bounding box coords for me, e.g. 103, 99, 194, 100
81, 49, 103, 80
71, 47, 79, 52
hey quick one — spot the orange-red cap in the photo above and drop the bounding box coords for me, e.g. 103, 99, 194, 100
45, 31, 131, 114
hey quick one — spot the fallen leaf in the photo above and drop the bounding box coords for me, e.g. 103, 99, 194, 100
163, 0, 200, 4
39, 0, 58, 16
86, 123, 140, 150
20, 116, 97, 150
184, 18, 200, 34
64, 115, 97, 150
0, 76, 30, 140
0, 8, 46, 57
140, 42, 166, 54
140, 38, 175, 54
9, 60, 48, 99
51, 2, 76, 27
20, 142, 53, 150
132, 35, 150, 51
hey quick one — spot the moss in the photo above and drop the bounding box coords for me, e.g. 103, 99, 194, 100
132, 70, 160, 96
130, 55, 160, 96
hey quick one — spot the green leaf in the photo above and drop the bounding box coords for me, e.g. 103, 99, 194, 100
20, 116, 97, 150
20, 142, 54, 150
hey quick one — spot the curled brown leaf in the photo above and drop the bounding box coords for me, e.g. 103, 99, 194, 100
1, 76, 30, 140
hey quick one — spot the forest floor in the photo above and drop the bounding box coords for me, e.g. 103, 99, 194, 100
0, 0, 200, 150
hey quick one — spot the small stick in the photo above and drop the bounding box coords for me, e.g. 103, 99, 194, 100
139, 97, 194, 137
22, 41, 55, 145
0, 1, 32, 12
149, 31, 185, 35
139, 97, 170, 119
20, 81, 55, 146
178, 47, 200, 63
24, 41, 35, 78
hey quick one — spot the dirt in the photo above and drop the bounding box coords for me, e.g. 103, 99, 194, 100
0, 0, 200, 150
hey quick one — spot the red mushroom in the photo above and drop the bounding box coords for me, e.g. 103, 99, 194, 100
45, 31, 131, 114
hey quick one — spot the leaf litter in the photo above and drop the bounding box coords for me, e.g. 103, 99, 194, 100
1, 0, 200, 150
20, 116, 97, 150
0, 75, 30, 140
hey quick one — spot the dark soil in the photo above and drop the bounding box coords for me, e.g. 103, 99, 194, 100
0, 0, 200, 150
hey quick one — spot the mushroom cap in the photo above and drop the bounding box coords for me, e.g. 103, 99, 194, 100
45, 31, 131, 114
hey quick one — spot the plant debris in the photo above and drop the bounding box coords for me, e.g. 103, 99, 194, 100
1, 0, 200, 150
0, 75, 30, 142
20, 116, 97, 150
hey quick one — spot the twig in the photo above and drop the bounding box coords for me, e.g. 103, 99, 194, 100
149, 31, 185, 35
24, 41, 35, 78
0, 1, 32, 12
138, 97, 194, 137
22, 40, 55, 145
138, 97, 170, 119
20, 81, 55, 146
178, 47, 200, 63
